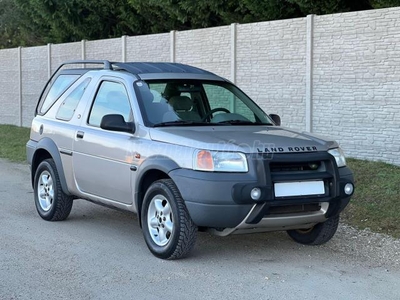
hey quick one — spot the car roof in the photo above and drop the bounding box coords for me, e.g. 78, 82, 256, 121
57, 60, 224, 81
113, 62, 213, 75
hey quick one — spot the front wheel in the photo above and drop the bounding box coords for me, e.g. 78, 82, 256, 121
287, 215, 340, 245
141, 179, 197, 259
34, 159, 73, 221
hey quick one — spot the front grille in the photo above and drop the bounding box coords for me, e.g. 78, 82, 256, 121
270, 161, 322, 172
268, 204, 321, 215
263, 153, 337, 201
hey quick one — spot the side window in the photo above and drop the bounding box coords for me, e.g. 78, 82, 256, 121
88, 81, 132, 127
204, 84, 256, 122
40, 74, 80, 114
56, 78, 91, 121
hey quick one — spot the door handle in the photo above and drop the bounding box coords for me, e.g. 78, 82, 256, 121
76, 131, 85, 139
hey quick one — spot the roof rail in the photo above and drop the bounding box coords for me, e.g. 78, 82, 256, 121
50, 60, 112, 82
61, 60, 113, 70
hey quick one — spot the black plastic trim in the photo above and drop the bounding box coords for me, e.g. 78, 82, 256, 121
169, 168, 256, 227
30, 138, 71, 196
60, 149, 73, 156
239, 153, 354, 224
134, 156, 180, 212
169, 152, 353, 228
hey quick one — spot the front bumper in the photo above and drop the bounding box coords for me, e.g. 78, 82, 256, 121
169, 152, 354, 231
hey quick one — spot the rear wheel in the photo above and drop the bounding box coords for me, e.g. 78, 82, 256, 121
34, 159, 73, 221
287, 215, 340, 245
141, 179, 197, 259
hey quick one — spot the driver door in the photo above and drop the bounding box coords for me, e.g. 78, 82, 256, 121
72, 79, 135, 204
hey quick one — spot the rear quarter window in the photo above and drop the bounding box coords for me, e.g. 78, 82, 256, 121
56, 78, 91, 121
39, 74, 80, 114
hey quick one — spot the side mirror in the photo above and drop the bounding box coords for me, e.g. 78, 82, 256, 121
100, 114, 135, 133
269, 114, 281, 126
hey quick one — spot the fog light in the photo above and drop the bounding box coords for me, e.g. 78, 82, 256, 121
251, 188, 261, 200
344, 183, 354, 195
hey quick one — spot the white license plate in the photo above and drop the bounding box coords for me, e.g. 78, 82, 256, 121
274, 181, 325, 197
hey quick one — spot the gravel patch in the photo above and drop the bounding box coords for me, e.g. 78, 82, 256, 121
328, 223, 400, 270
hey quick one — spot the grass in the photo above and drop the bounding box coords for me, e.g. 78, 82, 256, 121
0, 124, 399, 238
0, 124, 30, 162
343, 158, 400, 238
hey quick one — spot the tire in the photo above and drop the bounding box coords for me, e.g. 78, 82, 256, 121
34, 158, 73, 221
141, 179, 197, 259
287, 215, 340, 245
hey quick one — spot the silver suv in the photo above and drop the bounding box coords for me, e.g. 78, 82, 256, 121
27, 60, 354, 259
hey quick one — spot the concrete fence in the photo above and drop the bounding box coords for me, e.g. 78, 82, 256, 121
1, 7, 400, 165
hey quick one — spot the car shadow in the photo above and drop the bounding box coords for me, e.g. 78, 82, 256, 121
63, 199, 310, 263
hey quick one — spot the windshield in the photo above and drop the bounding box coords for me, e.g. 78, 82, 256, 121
134, 79, 273, 127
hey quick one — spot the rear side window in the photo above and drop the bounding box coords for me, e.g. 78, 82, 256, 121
39, 74, 80, 114
56, 78, 91, 121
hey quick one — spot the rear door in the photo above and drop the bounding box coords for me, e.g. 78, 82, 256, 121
72, 78, 135, 204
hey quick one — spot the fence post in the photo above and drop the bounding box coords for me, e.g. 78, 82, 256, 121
18, 46, 22, 127
47, 43, 52, 79
81, 40, 86, 60
230, 23, 238, 112
121, 35, 127, 62
170, 30, 176, 62
306, 14, 315, 132
230, 23, 237, 84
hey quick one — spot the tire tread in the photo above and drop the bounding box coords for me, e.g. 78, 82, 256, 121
35, 159, 73, 221
160, 179, 197, 259
141, 179, 197, 259
287, 215, 340, 245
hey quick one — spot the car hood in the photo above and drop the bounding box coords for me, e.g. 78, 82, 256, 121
149, 126, 338, 154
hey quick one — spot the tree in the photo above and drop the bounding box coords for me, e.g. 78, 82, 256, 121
226, 0, 302, 24
287, 0, 373, 15
15, 0, 148, 43
0, 0, 20, 48
129, 0, 302, 32
3, 0, 400, 48
0, 0, 45, 48
371, 0, 400, 8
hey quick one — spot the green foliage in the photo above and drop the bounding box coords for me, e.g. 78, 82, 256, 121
129, 0, 301, 31
15, 0, 147, 43
0, 0, 44, 48
371, 0, 400, 8
288, 0, 372, 15
0, 0, 18, 48
1, 0, 400, 48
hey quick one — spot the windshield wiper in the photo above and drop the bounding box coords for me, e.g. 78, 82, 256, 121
216, 120, 273, 125
153, 120, 212, 127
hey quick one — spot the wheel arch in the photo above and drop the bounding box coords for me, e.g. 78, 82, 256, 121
31, 138, 71, 196
135, 157, 180, 226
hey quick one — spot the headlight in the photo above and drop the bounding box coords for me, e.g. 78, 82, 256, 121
193, 150, 248, 172
328, 148, 346, 167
